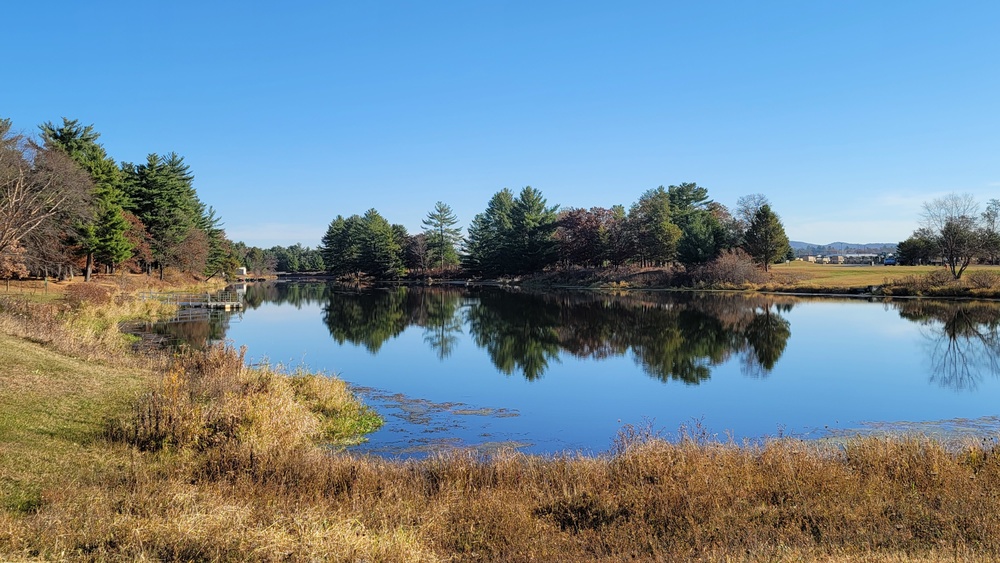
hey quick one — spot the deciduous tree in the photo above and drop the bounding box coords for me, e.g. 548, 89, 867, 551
0, 119, 92, 267
920, 193, 984, 279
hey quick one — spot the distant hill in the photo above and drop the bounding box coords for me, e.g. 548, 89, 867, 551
790, 241, 897, 255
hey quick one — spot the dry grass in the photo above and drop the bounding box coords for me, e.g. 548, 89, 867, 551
769, 263, 941, 289
3, 278, 1000, 561
5, 425, 1000, 561
769, 262, 1000, 292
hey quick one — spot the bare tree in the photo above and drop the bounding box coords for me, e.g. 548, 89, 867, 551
734, 193, 769, 236
921, 193, 983, 279
0, 119, 92, 264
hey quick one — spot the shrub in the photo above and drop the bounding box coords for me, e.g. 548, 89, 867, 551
64, 283, 114, 308
108, 344, 382, 480
693, 249, 766, 287
965, 269, 1000, 290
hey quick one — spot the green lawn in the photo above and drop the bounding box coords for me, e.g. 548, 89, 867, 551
0, 333, 147, 514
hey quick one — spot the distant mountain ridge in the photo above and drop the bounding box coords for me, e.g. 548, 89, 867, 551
790, 241, 897, 254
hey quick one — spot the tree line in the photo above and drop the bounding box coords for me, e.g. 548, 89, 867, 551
0, 114, 793, 284
318, 184, 792, 280
0, 117, 241, 282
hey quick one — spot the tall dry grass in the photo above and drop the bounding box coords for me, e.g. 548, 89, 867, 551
3, 281, 1000, 561
5, 428, 999, 561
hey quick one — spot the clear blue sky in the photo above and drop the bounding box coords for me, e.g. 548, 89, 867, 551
6, 1, 999, 247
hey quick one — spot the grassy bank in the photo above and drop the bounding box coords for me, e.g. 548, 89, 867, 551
529, 262, 1000, 298
2, 282, 1000, 561
767, 262, 1000, 296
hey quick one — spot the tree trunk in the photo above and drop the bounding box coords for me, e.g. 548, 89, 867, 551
84, 251, 93, 282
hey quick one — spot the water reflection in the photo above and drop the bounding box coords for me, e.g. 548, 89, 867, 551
421, 290, 465, 360
125, 308, 236, 350
242, 283, 796, 383
321, 288, 411, 353
896, 300, 1000, 390
165, 283, 1000, 393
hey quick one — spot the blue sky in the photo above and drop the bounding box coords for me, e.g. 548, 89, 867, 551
6, 2, 998, 247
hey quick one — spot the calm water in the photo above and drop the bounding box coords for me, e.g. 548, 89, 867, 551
162, 283, 1000, 456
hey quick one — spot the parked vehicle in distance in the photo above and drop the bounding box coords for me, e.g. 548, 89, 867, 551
884, 257, 896, 265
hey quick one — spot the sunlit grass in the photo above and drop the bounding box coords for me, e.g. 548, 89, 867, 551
769, 262, 1000, 290
3, 276, 1000, 560
771, 262, 935, 288
0, 333, 147, 517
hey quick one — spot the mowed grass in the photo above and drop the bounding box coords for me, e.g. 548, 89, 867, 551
769, 262, 995, 289
0, 332, 148, 515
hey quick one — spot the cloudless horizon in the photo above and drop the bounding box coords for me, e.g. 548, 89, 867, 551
6, 2, 999, 248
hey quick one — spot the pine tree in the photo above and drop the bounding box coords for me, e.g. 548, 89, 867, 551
321, 215, 363, 276
39, 119, 132, 280
510, 186, 559, 273
94, 200, 133, 271
359, 209, 404, 279
463, 188, 515, 275
421, 201, 462, 270
742, 204, 790, 272
628, 187, 681, 266
121, 153, 202, 278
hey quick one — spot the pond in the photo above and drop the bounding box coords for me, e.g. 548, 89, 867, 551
157, 283, 1000, 457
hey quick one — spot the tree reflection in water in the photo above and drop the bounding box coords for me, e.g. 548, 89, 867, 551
419, 290, 465, 360
309, 285, 796, 383
321, 288, 411, 353
895, 300, 1000, 390
168, 283, 799, 382
152, 283, 1000, 394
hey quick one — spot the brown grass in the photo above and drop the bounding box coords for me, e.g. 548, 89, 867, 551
5, 427, 1000, 561
3, 277, 1000, 561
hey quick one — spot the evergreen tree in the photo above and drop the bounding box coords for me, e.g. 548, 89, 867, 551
510, 186, 559, 273
677, 211, 725, 266
666, 183, 726, 267
896, 228, 938, 266
199, 206, 235, 278
359, 209, 404, 279
93, 200, 132, 271
321, 215, 363, 276
121, 153, 202, 278
742, 204, 790, 272
320, 211, 402, 279
463, 188, 515, 275
628, 187, 681, 266
39, 118, 131, 279
421, 201, 462, 270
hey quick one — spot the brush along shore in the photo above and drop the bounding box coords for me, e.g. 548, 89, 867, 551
1, 282, 1000, 561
